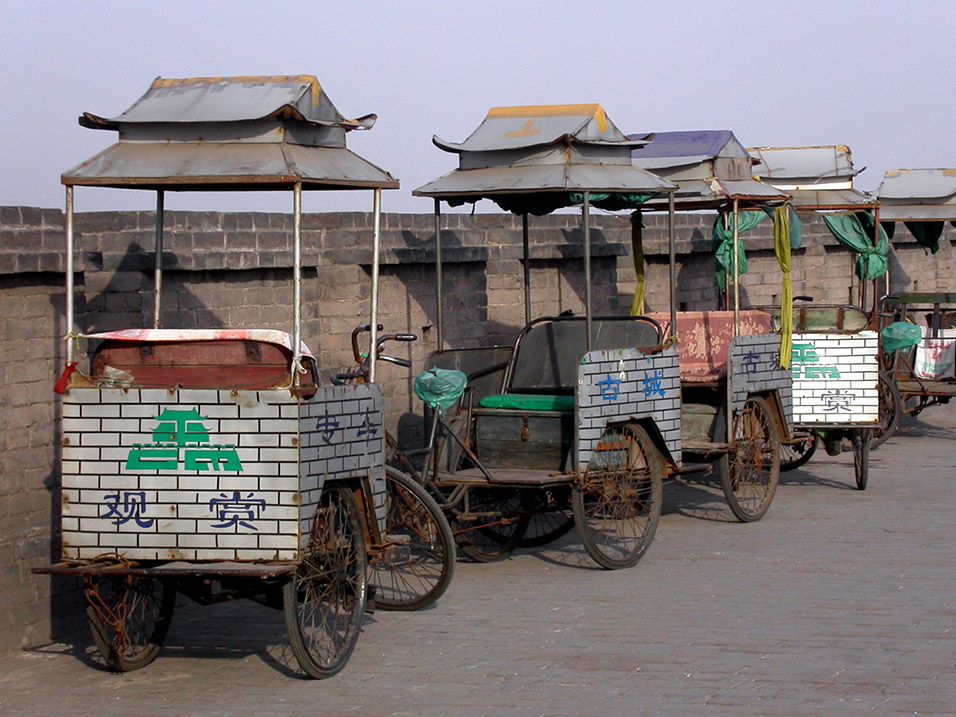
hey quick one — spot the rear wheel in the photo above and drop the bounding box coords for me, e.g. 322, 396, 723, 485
779, 431, 817, 471
719, 396, 780, 522
517, 490, 575, 548
284, 484, 367, 679
451, 487, 529, 562
572, 424, 664, 570
871, 371, 900, 448
852, 430, 871, 490
85, 573, 175, 672
371, 467, 455, 611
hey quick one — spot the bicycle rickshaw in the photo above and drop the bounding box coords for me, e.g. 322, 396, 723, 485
33, 75, 451, 678
875, 169, 956, 435
630, 129, 797, 515
747, 145, 884, 488
404, 105, 792, 568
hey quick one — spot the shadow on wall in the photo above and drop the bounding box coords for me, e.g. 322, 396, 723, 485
44, 284, 85, 642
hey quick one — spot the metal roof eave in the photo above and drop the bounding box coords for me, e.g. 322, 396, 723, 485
412, 163, 676, 201
638, 178, 789, 211
432, 133, 650, 155
61, 141, 399, 191
783, 187, 877, 212
879, 203, 956, 222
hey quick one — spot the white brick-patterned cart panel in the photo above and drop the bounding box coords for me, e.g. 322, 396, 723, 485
61, 384, 384, 562
576, 347, 681, 470
789, 332, 879, 426
730, 334, 794, 430
300, 384, 385, 545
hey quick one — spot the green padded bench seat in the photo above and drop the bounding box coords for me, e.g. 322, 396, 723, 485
479, 393, 575, 412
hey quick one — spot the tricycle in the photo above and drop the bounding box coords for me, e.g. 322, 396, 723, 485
33, 75, 452, 678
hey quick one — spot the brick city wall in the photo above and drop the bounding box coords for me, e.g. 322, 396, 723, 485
1, 204, 954, 653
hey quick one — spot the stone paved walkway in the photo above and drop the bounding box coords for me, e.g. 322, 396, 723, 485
2, 411, 954, 715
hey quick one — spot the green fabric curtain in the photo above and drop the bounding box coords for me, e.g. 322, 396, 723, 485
629, 210, 646, 315
822, 211, 890, 280
773, 205, 793, 369
712, 210, 768, 291
905, 221, 944, 254
788, 206, 803, 250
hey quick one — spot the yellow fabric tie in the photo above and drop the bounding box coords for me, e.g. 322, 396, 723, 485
630, 211, 645, 315
773, 205, 793, 369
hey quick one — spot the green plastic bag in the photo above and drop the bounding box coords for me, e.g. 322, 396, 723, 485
413, 368, 467, 411
881, 321, 922, 353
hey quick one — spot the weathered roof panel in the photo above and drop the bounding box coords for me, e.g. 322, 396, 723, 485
62, 142, 398, 190
414, 162, 673, 198
81, 75, 375, 131
749, 145, 858, 185
414, 103, 674, 202
432, 104, 645, 154
63, 75, 398, 190
878, 169, 956, 221
630, 130, 739, 161
878, 169, 956, 201
627, 130, 787, 208
784, 188, 875, 209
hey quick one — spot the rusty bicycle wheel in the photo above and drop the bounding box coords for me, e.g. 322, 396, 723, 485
284, 484, 367, 679
572, 424, 664, 570
718, 395, 780, 522
85, 572, 175, 672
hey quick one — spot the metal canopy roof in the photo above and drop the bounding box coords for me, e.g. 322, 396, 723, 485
629, 130, 788, 209
748, 145, 874, 210
877, 169, 956, 221
413, 104, 674, 200
63, 75, 399, 191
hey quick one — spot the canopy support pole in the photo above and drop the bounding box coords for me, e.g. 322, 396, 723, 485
65, 186, 75, 365
728, 198, 740, 448
369, 188, 382, 383
522, 214, 531, 325
152, 190, 164, 329
668, 191, 677, 341
583, 191, 592, 351
292, 182, 302, 386
732, 198, 740, 335
874, 206, 883, 313
434, 199, 444, 350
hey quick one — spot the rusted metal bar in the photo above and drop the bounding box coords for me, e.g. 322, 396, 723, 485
369, 188, 382, 382
65, 186, 75, 364
732, 197, 740, 334
434, 199, 444, 349
729, 197, 740, 448
583, 191, 592, 351
522, 213, 531, 325
292, 182, 302, 383
152, 190, 164, 328
668, 191, 677, 340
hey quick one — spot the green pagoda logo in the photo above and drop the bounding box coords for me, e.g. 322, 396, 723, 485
126, 409, 243, 472
790, 342, 841, 380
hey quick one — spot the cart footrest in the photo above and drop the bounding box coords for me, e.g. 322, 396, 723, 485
34, 560, 298, 579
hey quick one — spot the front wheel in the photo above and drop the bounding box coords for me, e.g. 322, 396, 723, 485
370, 467, 456, 611
719, 395, 780, 522
852, 430, 871, 490
85, 573, 175, 672
284, 483, 367, 679
572, 424, 664, 570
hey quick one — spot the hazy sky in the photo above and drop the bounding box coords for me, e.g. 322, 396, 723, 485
3, 1, 954, 215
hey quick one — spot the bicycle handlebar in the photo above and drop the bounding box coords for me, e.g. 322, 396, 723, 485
345, 324, 419, 377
